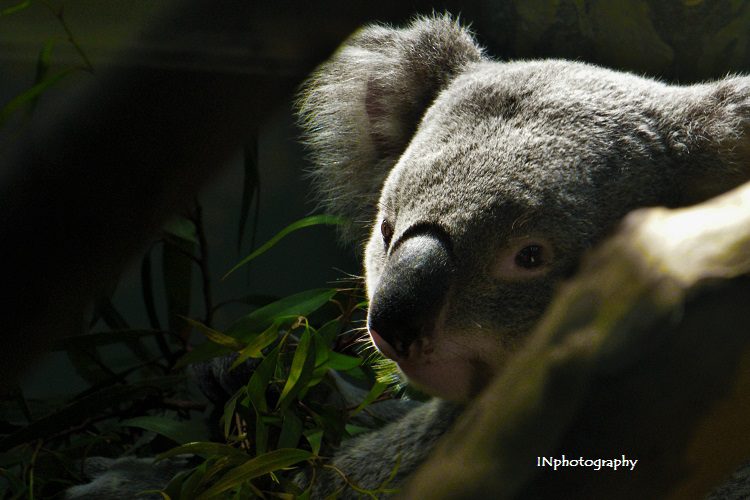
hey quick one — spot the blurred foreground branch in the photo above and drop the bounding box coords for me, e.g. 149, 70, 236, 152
404, 179, 750, 499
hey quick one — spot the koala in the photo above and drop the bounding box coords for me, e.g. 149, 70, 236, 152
296, 14, 750, 498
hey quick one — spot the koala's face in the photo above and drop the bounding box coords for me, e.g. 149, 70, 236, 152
299, 16, 750, 403
365, 64, 597, 401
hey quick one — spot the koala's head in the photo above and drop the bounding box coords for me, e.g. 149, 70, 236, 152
298, 16, 750, 402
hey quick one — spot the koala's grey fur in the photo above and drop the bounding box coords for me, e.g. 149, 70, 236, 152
65, 14, 750, 500
297, 14, 750, 499
65, 456, 189, 499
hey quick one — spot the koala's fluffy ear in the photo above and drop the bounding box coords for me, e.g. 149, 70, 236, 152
663, 77, 750, 203
297, 15, 484, 242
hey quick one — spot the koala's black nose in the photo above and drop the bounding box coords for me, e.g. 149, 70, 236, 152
368, 232, 453, 358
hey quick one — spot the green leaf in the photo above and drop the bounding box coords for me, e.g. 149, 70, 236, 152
246, 345, 280, 414
120, 416, 208, 445
255, 415, 270, 456
237, 141, 260, 253
327, 352, 362, 372
27, 39, 56, 114
173, 342, 230, 369
184, 317, 245, 351
157, 442, 248, 461
277, 328, 316, 409
226, 289, 336, 340
222, 388, 245, 439
196, 449, 312, 499
351, 381, 388, 416
223, 215, 346, 279
175, 289, 335, 368
277, 410, 303, 449
317, 319, 341, 347
345, 424, 372, 437
303, 430, 323, 456
0, 68, 75, 126
230, 320, 281, 369
162, 468, 191, 499
163, 216, 198, 243
0, 1, 31, 17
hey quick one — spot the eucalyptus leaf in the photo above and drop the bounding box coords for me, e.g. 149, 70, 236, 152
237, 140, 260, 253
0, 68, 75, 126
327, 351, 362, 372
0, 0, 31, 16
226, 288, 336, 340
163, 216, 198, 243
183, 317, 245, 352
277, 410, 303, 449
157, 442, 248, 461
246, 344, 280, 414
230, 320, 282, 369
351, 381, 388, 416
196, 449, 312, 499
223, 215, 345, 279
277, 328, 316, 409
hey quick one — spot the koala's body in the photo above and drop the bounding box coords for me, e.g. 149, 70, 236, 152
297, 15, 750, 498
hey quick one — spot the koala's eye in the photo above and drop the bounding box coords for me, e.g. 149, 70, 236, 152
493, 238, 552, 280
381, 219, 394, 247
515, 245, 544, 269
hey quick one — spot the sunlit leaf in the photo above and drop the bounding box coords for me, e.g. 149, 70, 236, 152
184, 317, 245, 351
230, 320, 282, 369
196, 449, 312, 499
246, 345, 281, 414
226, 289, 336, 340
222, 388, 245, 439
327, 352, 362, 372
177, 289, 335, 367
277, 328, 316, 409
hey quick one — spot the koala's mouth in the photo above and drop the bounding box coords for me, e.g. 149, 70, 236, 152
368, 328, 434, 362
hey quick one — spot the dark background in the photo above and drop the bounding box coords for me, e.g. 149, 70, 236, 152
1, 0, 748, 406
